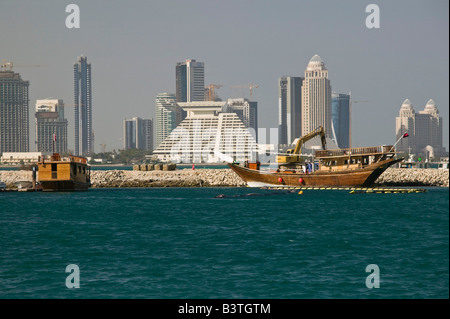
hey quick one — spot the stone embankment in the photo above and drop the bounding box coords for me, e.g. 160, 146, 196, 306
374, 168, 449, 187
1, 168, 448, 188
90, 169, 246, 187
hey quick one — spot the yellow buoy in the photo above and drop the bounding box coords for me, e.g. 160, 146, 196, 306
298, 190, 303, 195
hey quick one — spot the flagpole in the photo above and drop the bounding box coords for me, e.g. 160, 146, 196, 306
390, 132, 408, 152
52, 132, 56, 154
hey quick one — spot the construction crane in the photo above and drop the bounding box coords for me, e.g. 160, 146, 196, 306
0, 60, 47, 71
205, 84, 223, 101
349, 96, 369, 148
276, 126, 327, 165
231, 84, 259, 101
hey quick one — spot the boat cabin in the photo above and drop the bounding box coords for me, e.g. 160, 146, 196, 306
38, 153, 90, 186
315, 145, 395, 172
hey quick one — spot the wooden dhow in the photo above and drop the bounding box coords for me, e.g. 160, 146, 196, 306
227, 127, 403, 187
37, 153, 91, 191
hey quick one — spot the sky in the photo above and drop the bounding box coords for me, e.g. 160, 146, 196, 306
0, 0, 448, 153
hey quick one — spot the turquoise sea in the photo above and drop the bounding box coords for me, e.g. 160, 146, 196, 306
0, 187, 448, 299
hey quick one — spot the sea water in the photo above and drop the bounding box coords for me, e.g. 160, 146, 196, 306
0, 187, 448, 298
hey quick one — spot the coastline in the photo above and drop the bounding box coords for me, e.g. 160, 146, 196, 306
1, 167, 448, 189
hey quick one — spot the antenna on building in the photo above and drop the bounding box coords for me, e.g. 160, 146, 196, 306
349, 93, 369, 148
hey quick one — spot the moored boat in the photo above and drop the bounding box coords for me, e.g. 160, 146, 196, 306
37, 153, 91, 191
227, 127, 403, 187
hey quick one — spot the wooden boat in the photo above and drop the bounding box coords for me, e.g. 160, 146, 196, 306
37, 153, 91, 191
228, 145, 402, 187
227, 127, 403, 187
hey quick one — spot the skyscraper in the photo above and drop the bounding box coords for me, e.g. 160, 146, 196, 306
0, 62, 29, 154
73, 55, 92, 156
395, 99, 445, 159
123, 117, 153, 151
176, 59, 205, 102
278, 76, 303, 145
155, 93, 182, 148
301, 55, 332, 138
331, 92, 350, 148
35, 98, 68, 153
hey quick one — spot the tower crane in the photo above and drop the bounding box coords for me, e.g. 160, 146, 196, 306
205, 84, 223, 101
349, 95, 369, 147
0, 60, 47, 71
231, 84, 259, 101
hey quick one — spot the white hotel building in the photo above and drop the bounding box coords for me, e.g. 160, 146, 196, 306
153, 101, 258, 163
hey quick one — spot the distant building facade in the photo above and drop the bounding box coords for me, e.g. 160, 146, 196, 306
395, 99, 445, 159
155, 93, 182, 148
176, 59, 205, 103
225, 98, 258, 139
35, 98, 68, 153
301, 55, 332, 138
0, 63, 29, 154
278, 76, 303, 145
123, 117, 153, 151
0, 152, 43, 165
73, 55, 93, 156
331, 92, 350, 149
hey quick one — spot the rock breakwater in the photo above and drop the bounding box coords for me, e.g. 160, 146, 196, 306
374, 168, 449, 187
1, 168, 448, 188
90, 169, 246, 187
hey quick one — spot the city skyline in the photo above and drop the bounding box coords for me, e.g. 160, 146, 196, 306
0, 0, 448, 154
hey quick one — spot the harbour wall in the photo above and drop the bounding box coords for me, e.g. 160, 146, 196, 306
0, 168, 448, 188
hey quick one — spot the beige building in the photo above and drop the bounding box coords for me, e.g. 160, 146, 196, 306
35, 98, 68, 153
395, 99, 445, 159
1, 152, 43, 165
301, 55, 332, 138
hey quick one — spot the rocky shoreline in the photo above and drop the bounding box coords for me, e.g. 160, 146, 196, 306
0, 167, 448, 189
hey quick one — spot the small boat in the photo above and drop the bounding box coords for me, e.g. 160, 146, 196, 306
227, 127, 403, 188
15, 181, 33, 189
37, 153, 91, 191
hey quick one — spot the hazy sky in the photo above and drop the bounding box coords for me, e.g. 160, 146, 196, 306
1, 0, 448, 152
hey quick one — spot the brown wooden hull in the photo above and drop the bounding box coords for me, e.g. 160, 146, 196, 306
39, 180, 90, 192
228, 158, 402, 187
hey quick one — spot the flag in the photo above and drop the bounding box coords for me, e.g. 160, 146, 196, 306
53, 133, 57, 142
402, 133, 409, 138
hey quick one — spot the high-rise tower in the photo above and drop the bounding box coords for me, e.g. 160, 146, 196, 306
301, 55, 332, 138
331, 92, 350, 148
123, 117, 153, 151
176, 59, 205, 103
278, 76, 303, 145
73, 55, 92, 156
35, 98, 68, 153
155, 93, 182, 148
0, 62, 29, 153
396, 98, 445, 159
